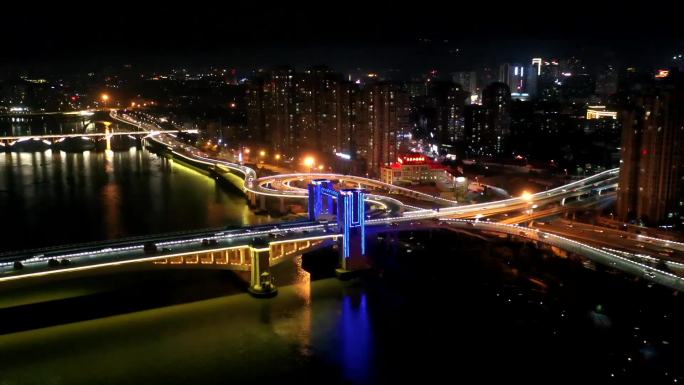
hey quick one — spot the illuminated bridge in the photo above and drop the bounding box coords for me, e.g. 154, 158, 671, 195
0, 111, 680, 297
0, 129, 199, 144
0, 172, 681, 296
0, 182, 369, 298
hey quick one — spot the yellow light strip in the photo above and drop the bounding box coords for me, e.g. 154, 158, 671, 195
0, 245, 250, 283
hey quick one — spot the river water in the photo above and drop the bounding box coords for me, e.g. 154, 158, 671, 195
0, 146, 270, 253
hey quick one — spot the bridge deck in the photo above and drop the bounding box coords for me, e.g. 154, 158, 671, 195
0, 221, 330, 283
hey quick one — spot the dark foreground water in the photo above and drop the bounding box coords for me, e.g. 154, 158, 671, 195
1, 231, 683, 385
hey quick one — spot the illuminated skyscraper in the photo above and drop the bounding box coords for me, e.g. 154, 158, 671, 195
413, 81, 469, 151
499, 63, 526, 94
482, 82, 512, 155
617, 70, 684, 225
335, 81, 360, 158
294, 66, 344, 154
538, 59, 561, 101
526, 62, 539, 97
246, 66, 296, 155
465, 104, 487, 155
465, 82, 511, 157
355, 83, 410, 175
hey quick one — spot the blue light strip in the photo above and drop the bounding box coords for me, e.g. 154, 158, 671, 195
343, 194, 350, 258
307, 184, 316, 221
359, 191, 365, 255
351, 190, 359, 225
321, 187, 339, 197
316, 185, 322, 218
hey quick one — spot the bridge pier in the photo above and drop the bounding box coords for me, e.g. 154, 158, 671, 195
279, 197, 286, 214
335, 189, 369, 279
335, 227, 370, 279
247, 240, 277, 298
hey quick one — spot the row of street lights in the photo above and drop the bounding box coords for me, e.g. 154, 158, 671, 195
238, 149, 323, 172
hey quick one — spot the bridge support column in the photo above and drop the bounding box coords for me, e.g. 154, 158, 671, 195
248, 240, 277, 298
279, 197, 286, 214
259, 195, 266, 210
334, 189, 369, 279
249, 191, 257, 207
335, 228, 370, 280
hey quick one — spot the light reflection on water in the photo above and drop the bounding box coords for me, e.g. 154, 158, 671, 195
0, 258, 344, 385
340, 293, 373, 383
0, 147, 273, 252
293, 256, 313, 356
0, 254, 379, 385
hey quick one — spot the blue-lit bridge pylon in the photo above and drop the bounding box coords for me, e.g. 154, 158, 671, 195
308, 179, 368, 274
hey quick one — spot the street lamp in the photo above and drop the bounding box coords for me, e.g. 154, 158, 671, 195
238, 147, 250, 164
304, 156, 315, 172
101, 93, 109, 108
521, 191, 533, 202
520, 190, 534, 215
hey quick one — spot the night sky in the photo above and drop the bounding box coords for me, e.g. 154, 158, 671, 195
2, 2, 682, 74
